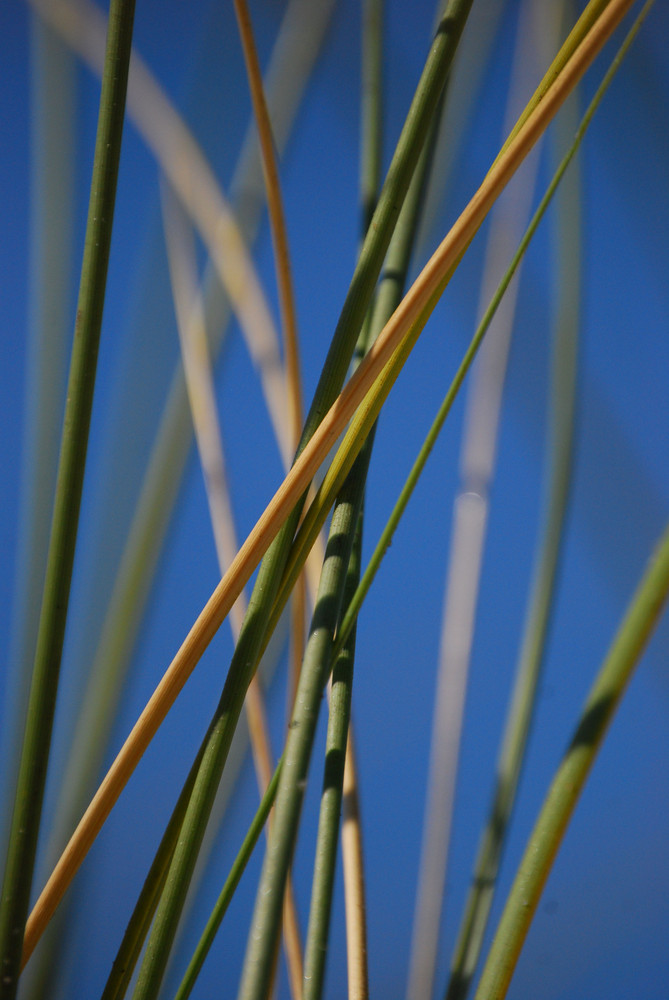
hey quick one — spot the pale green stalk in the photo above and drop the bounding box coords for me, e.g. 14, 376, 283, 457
474, 510, 669, 1000
132, 7, 473, 997
0, 3, 135, 996
445, 10, 581, 997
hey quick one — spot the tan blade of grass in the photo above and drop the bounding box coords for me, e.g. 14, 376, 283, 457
23, 0, 633, 965
232, 0, 307, 742
341, 728, 368, 1000
161, 187, 303, 999
406, 5, 561, 999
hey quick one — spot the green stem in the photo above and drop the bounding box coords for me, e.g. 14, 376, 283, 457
172, 761, 283, 1000
302, 509, 364, 1000
474, 514, 669, 1000
0, 2, 135, 995
100, 743, 206, 1000
132, 6, 473, 997
237, 445, 371, 1000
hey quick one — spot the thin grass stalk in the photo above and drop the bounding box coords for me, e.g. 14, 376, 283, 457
444, 27, 581, 1000
172, 760, 283, 1000
232, 0, 307, 730
341, 728, 368, 1000
302, 510, 364, 1000
0, 2, 136, 995
299, 43, 447, 998
473, 519, 669, 999
359, 0, 383, 236
129, 8, 473, 996
407, 6, 557, 997
414, 0, 507, 262
25, 2, 626, 960
237, 443, 373, 1000
336, 3, 383, 993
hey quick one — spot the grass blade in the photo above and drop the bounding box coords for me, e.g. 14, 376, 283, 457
0, 1, 136, 995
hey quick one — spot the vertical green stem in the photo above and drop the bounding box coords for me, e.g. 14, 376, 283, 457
301, 509, 364, 1000
238, 446, 371, 1000
0, 2, 136, 996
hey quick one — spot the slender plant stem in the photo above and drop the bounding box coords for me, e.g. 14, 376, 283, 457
0, 2, 135, 996
298, 33, 447, 997
474, 513, 669, 1000
407, 5, 554, 993
359, 0, 383, 236
233, 0, 308, 750
172, 761, 283, 1000
302, 510, 364, 1000
237, 444, 372, 1000
337, 4, 383, 995
25, 1, 623, 960
130, 7, 473, 997
100, 743, 207, 1000
341, 727, 368, 1000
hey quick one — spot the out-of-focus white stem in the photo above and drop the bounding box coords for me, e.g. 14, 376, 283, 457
407, 5, 562, 1000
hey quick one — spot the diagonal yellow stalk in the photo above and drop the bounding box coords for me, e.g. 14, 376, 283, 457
22, 0, 634, 966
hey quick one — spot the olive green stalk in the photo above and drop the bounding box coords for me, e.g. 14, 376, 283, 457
172, 761, 283, 1000
132, 6, 473, 997
0, 2, 135, 996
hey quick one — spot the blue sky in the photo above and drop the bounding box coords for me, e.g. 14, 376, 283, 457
1, 1, 668, 998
